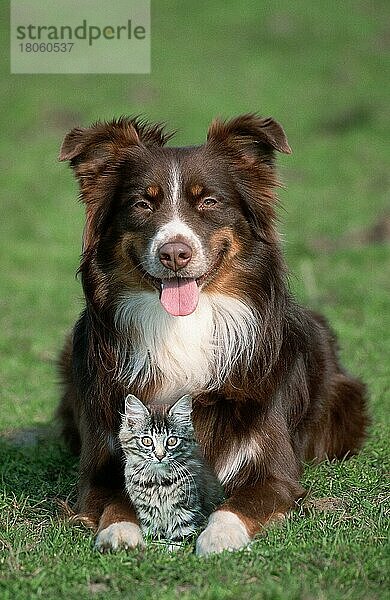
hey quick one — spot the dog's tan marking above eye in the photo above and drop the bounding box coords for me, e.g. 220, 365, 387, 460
191, 184, 204, 197
146, 185, 160, 198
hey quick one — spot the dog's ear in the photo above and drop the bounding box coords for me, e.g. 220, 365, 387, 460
59, 116, 173, 176
208, 115, 291, 241
207, 113, 291, 165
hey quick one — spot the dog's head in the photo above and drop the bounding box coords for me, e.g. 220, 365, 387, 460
60, 114, 291, 315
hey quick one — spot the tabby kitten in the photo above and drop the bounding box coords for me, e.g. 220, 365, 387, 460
119, 394, 224, 546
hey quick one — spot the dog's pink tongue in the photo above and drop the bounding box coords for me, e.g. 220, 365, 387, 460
160, 278, 199, 316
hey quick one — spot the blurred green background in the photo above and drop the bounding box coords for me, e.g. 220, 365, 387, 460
0, 1, 389, 599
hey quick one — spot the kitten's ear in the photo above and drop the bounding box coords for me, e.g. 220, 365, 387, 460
169, 395, 193, 422
124, 394, 149, 424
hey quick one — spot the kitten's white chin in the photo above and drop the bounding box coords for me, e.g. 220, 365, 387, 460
152, 461, 170, 473
151, 463, 171, 477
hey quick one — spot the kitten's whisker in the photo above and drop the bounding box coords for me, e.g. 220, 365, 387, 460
170, 459, 195, 503
171, 459, 195, 485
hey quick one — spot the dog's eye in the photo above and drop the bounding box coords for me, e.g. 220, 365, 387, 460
141, 436, 153, 447
199, 197, 218, 210
133, 200, 153, 211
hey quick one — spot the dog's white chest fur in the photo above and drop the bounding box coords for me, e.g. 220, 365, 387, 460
114, 291, 257, 402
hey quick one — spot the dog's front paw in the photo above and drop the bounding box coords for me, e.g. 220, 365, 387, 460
95, 522, 145, 553
196, 510, 250, 557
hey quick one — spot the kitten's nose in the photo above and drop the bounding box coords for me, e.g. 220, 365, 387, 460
154, 450, 166, 462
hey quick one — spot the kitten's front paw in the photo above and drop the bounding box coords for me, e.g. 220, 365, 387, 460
95, 522, 145, 553
196, 511, 250, 557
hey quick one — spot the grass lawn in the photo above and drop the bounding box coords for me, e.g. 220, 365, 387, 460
0, 1, 389, 598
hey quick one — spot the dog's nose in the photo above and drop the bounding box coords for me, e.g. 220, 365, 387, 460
159, 242, 192, 271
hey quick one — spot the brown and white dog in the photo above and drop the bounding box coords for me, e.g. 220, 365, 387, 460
57, 114, 368, 555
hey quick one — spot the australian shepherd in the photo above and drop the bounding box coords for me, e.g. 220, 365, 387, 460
57, 114, 368, 555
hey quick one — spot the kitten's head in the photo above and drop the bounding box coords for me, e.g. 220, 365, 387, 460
119, 394, 195, 472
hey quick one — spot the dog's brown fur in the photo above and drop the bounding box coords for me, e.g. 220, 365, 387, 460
57, 114, 368, 545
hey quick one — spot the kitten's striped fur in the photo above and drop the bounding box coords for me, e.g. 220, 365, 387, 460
119, 395, 224, 545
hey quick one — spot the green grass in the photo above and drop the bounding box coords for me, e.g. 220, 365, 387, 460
0, 1, 389, 598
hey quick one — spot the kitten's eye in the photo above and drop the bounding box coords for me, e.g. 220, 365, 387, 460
141, 436, 153, 447
166, 436, 178, 448
198, 197, 218, 210
133, 200, 153, 212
